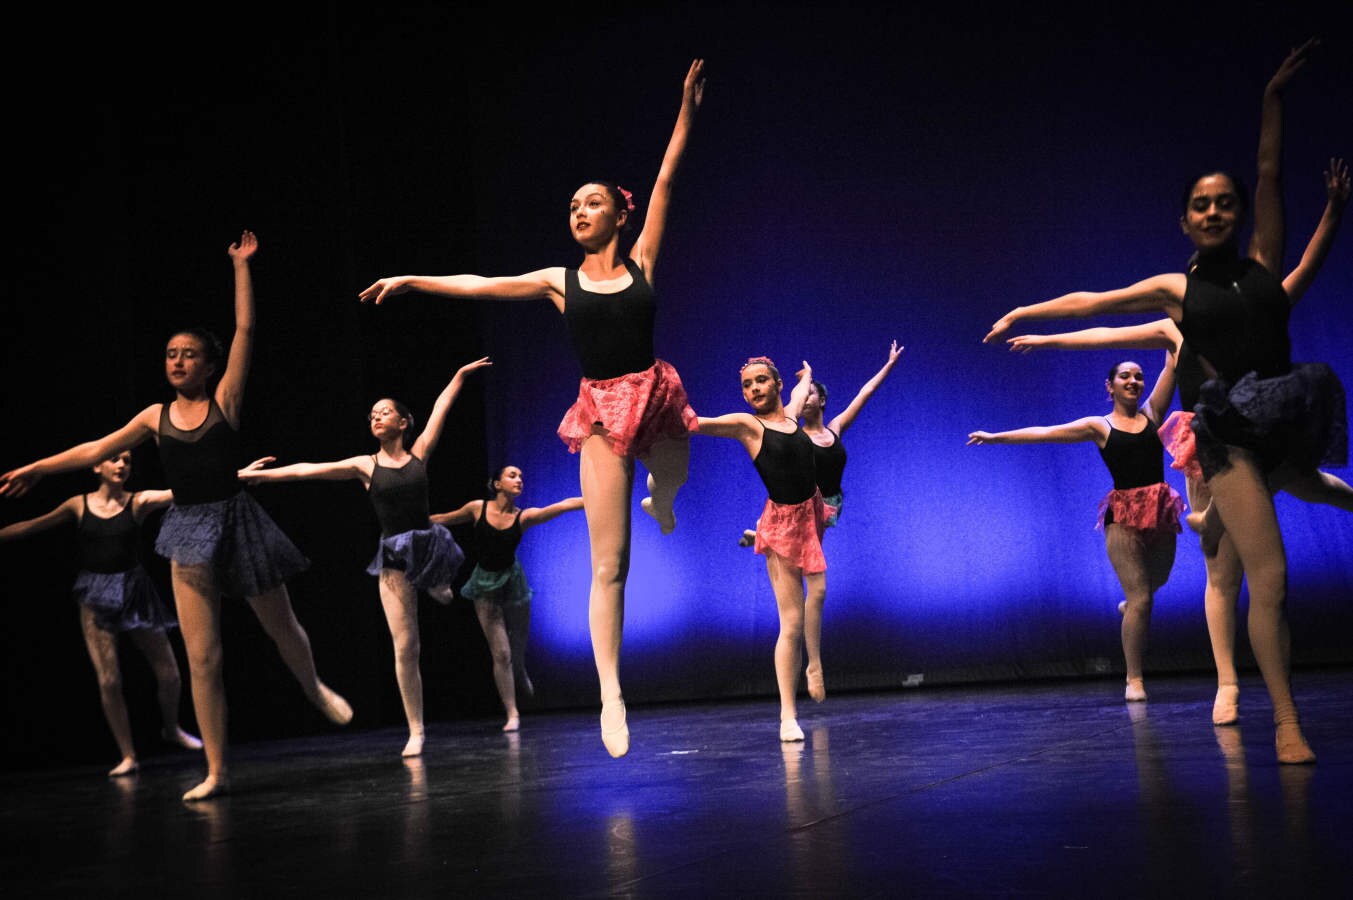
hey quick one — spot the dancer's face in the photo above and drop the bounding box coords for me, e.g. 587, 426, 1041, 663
1106, 363, 1145, 405
1180, 174, 1243, 252
494, 466, 524, 497
93, 451, 132, 486
569, 184, 626, 249
741, 364, 782, 414
369, 400, 408, 442
802, 383, 823, 416
165, 334, 214, 392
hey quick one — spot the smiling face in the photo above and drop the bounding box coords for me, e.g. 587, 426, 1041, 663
1106, 362, 1145, 406
492, 466, 524, 498
569, 184, 627, 249
369, 399, 409, 444
165, 333, 214, 393
740, 363, 783, 415
1180, 173, 1244, 253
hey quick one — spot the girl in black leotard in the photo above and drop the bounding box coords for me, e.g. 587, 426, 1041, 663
1, 232, 352, 799
0, 451, 201, 776
433, 466, 582, 733
698, 358, 830, 743
984, 43, 1343, 763
969, 359, 1183, 701
238, 359, 489, 757
358, 61, 705, 758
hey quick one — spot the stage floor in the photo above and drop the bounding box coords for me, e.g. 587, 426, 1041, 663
5, 670, 1353, 898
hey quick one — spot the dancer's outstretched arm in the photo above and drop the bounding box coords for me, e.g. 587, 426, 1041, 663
984, 274, 1187, 344
1005, 320, 1182, 354
0, 497, 80, 540
131, 490, 175, 520
967, 418, 1107, 447
410, 358, 492, 460
1142, 351, 1178, 426
218, 230, 259, 426
359, 268, 567, 309
827, 340, 903, 435
237, 456, 373, 485
785, 361, 814, 420
521, 497, 585, 530
1250, 40, 1315, 275
430, 500, 480, 528
0, 408, 160, 499
630, 59, 705, 283
1286, 158, 1349, 303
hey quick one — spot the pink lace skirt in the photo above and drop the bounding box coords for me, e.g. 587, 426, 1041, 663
1096, 482, 1185, 535
557, 359, 699, 458
754, 491, 836, 575
1158, 410, 1203, 482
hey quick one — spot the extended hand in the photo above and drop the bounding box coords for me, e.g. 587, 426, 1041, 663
684, 59, 706, 109
359, 277, 411, 305
228, 230, 259, 261
1327, 157, 1350, 206
455, 356, 493, 379
0, 465, 42, 498
966, 432, 995, 445
237, 456, 277, 482
1006, 334, 1045, 353
1266, 38, 1318, 94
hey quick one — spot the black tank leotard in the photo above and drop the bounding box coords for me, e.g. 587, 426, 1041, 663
753, 421, 818, 505
78, 495, 141, 574
811, 429, 847, 497
157, 400, 240, 504
1098, 417, 1164, 490
473, 500, 523, 573
368, 456, 431, 538
1178, 256, 1291, 382
563, 258, 657, 380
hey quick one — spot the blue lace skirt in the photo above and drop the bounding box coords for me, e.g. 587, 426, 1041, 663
155, 492, 310, 598
460, 559, 533, 608
1192, 363, 1347, 480
365, 524, 465, 592
72, 565, 177, 632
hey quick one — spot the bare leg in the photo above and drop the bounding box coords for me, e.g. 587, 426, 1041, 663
1105, 523, 1174, 700
1206, 449, 1312, 764
765, 552, 806, 740
802, 572, 827, 703
639, 435, 689, 534
579, 433, 634, 757
247, 584, 352, 727
505, 601, 533, 698
127, 627, 201, 750
78, 608, 137, 775
377, 570, 424, 756
1279, 469, 1353, 512
171, 562, 229, 800
473, 598, 519, 730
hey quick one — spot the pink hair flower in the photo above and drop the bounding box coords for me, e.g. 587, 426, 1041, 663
617, 185, 636, 212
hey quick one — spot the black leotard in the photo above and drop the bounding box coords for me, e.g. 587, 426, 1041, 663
811, 429, 847, 497
1178, 256, 1291, 383
563, 258, 657, 380
368, 456, 431, 537
1098, 417, 1164, 490
753, 421, 818, 505
78, 495, 140, 574
473, 500, 523, 573
157, 400, 240, 504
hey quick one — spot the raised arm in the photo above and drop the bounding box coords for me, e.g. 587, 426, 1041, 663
520, 497, 585, 530
629, 59, 705, 282
1250, 41, 1315, 274
0, 405, 160, 499
410, 357, 492, 460
1006, 320, 1182, 354
430, 498, 482, 528
1142, 350, 1179, 425
359, 269, 567, 311
784, 361, 814, 420
984, 274, 1186, 344
236, 455, 373, 487
828, 341, 903, 435
131, 490, 175, 519
1284, 158, 1349, 304
0, 496, 80, 542
967, 417, 1107, 447
217, 231, 258, 426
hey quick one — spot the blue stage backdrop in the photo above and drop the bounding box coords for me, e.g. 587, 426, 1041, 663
2, 5, 1351, 766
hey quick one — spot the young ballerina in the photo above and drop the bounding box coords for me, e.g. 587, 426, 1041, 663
1, 231, 353, 799
985, 42, 1344, 762
697, 358, 829, 742
1002, 158, 1352, 726
740, 341, 903, 544
359, 61, 706, 757
968, 357, 1184, 701
431, 465, 583, 733
237, 359, 490, 756
0, 451, 202, 775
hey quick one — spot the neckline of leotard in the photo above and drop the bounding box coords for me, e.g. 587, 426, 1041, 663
575, 258, 641, 295
83, 493, 133, 521
1103, 414, 1149, 435
803, 425, 838, 448
373, 453, 421, 471
166, 397, 223, 433
479, 498, 521, 533
756, 415, 797, 435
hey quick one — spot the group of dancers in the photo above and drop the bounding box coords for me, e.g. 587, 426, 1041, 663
1, 43, 1348, 798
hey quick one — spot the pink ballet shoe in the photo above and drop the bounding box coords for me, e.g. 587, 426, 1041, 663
805, 665, 826, 703
780, 718, 805, 743
182, 774, 230, 802
402, 734, 425, 757
601, 699, 629, 758
1212, 684, 1239, 726
1124, 678, 1147, 702
1275, 722, 1316, 765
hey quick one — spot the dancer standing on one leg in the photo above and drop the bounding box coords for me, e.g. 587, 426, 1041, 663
698, 358, 829, 742
969, 358, 1183, 701
1, 231, 353, 799
360, 61, 706, 757
238, 359, 489, 756
986, 43, 1345, 762
0, 451, 202, 776
432, 465, 583, 733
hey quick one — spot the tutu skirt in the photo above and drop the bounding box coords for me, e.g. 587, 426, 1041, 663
1158, 411, 1203, 482
72, 565, 177, 632
1096, 482, 1185, 535
557, 359, 699, 457
1192, 363, 1347, 480
366, 524, 465, 591
754, 491, 835, 575
460, 559, 533, 608
155, 492, 309, 598
821, 491, 843, 528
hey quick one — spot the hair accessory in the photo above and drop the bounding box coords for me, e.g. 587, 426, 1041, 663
740, 356, 777, 372
616, 186, 636, 212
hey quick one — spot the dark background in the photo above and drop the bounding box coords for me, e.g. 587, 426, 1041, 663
4, 2, 1351, 770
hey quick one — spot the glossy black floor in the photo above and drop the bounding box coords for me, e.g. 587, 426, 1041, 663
5, 671, 1353, 898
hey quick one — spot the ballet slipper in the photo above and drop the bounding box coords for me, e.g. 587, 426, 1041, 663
780, 718, 805, 743
315, 682, 354, 726
601, 699, 629, 758
182, 774, 229, 802
164, 726, 204, 751
1275, 722, 1316, 765
108, 756, 139, 777
738, 529, 757, 547
1124, 677, 1148, 702
1116, 600, 1127, 617
640, 497, 676, 535
427, 584, 455, 606
402, 733, 425, 758
805, 664, 826, 703
502, 716, 520, 733
1212, 684, 1239, 726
